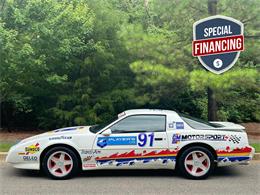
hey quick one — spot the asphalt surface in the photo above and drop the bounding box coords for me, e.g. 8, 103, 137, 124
0, 162, 259, 195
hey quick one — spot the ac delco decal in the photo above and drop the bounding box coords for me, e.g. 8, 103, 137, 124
192, 15, 244, 74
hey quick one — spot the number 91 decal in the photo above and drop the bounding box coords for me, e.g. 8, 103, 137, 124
138, 133, 154, 147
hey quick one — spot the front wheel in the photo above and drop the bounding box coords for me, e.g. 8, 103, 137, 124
42, 146, 79, 179
178, 146, 215, 179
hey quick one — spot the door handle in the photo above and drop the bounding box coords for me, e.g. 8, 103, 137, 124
154, 138, 163, 141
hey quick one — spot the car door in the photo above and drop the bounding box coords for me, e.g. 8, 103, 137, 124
92, 114, 169, 169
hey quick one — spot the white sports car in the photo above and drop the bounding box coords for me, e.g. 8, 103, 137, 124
6, 109, 255, 179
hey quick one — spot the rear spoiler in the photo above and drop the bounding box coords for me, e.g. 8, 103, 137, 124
210, 121, 245, 130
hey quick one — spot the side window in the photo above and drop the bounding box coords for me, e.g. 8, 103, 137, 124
110, 115, 166, 133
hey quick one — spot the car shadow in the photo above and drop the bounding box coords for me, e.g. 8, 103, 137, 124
212, 166, 242, 177
7, 165, 242, 180
9, 168, 44, 178
77, 166, 242, 178
78, 169, 178, 178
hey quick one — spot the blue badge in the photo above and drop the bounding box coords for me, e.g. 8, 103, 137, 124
176, 122, 184, 129
193, 15, 244, 74
97, 138, 108, 148
97, 136, 137, 148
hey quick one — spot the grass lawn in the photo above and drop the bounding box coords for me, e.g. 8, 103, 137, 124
0, 141, 260, 152
0, 142, 15, 152
251, 143, 260, 153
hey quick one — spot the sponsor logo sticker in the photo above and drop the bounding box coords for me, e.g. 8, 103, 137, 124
83, 164, 96, 168
49, 136, 72, 140
23, 156, 38, 161
172, 134, 230, 143
97, 136, 137, 148
83, 156, 92, 162
176, 122, 184, 129
19, 143, 40, 155
172, 133, 181, 144
168, 122, 184, 129
81, 149, 101, 155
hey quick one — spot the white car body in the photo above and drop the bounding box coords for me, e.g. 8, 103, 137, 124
6, 109, 255, 174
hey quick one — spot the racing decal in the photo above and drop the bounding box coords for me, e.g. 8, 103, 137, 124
97, 133, 155, 148
172, 134, 181, 144
83, 164, 96, 168
18, 143, 40, 155
168, 122, 184, 129
81, 149, 101, 155
193, 15, 244, 74
23, 156, 38, 161
168, 123, 174, 128
83, 156, 92, 162
95, 149, 179, 166
176, 122, 184, 129
172, 134, 229, 144
97, 136, 137, 148
228, 135, 241, 144
217, 147, 252, 162
137, 133, 154, 147
49, 136, 72, 140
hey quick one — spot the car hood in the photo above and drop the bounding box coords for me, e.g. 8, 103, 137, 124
19, 126, 92, 144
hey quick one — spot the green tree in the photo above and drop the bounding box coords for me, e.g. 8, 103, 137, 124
120, 0, 260, 121
1, 0, 95, 129
0, 0, 259, 131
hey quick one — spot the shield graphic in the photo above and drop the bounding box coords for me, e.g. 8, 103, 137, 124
193, 15, 244, 74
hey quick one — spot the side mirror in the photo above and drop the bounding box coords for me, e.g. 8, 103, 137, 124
101, 128, 112, 136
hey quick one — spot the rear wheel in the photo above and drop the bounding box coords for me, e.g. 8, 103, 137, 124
42, 146, 79, 179
178, 146, 215, 179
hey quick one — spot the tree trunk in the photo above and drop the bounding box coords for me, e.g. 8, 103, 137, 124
207, 87, 217, 121
207, 0, 218, 121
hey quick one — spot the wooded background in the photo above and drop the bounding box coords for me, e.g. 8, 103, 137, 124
0, 0, 259, 130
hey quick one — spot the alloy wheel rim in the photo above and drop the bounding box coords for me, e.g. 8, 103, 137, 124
184, 150, 210, 177
47, 151, 73, 177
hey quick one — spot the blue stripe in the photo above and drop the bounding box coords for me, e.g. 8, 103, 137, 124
218, 156, 250, 162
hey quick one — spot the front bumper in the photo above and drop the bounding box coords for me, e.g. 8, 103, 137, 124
6, 143, 40, 170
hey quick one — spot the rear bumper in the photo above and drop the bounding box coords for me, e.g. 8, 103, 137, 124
248, 146, 255, 160
238, 146, 255, 165
217, 146, 255, 167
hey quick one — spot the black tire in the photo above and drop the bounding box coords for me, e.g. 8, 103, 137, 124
177, 146, 215, 180
42, 146, 79, 180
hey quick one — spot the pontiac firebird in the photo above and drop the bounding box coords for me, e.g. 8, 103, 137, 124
6, 109, 255, 179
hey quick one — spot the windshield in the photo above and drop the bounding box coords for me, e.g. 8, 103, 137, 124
89, 117, 118, 133
180, 114, 223, 129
